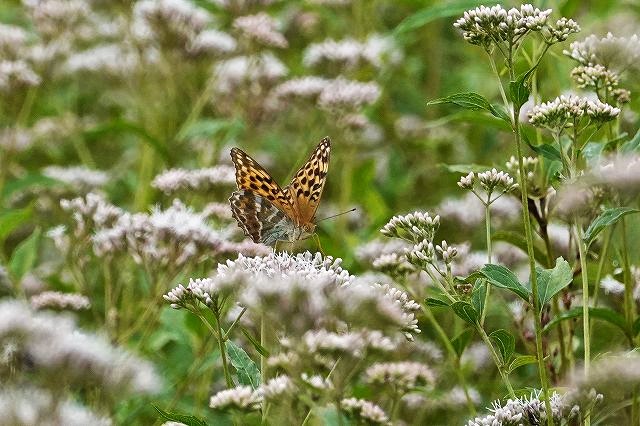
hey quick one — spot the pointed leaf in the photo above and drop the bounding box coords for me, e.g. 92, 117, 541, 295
471, 280, 486, 318
153, 406, 208, 426
9, 228, 41, 280
225, 340, 261, 389
451, 328, 475, 357
489, 329, 515, 363
621, 128, 640, 153
427, 92, 491, 111
584, 207, 640, 247
536, 257, 573, 310
393, 0, 497, 36
542, 307, 629, 338
240, 326, 269, 357
0, 207, 32, 240
480, 264, 530, 302
451, 301, 479, 325
507, 355, 537, 373
425, 297, 450, 307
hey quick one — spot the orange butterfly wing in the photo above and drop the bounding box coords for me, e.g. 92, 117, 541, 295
230, 147, 296, 220
284, 137, 331, 225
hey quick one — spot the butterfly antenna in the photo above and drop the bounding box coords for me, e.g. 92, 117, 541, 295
315, 208, 357, 223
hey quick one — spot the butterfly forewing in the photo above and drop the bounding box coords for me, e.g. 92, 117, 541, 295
285, 137, 331, 225
230, 147, 296, 219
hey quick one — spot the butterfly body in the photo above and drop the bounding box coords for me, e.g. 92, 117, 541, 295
229, 138, 330, 246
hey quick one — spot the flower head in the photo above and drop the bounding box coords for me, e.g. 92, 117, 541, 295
381, 211, 440, 243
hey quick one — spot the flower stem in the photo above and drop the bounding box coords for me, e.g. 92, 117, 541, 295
481, 201, 492, 326
574, 222, 591, 426
513, 104, 554, 425
214, 311, 234, 388
476, 325, 516, 398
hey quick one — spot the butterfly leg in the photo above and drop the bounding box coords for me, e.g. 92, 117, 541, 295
274, 240, 280, 253
313, 233, 325, 256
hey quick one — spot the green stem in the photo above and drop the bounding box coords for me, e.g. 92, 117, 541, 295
487, 53, 509, 110
481, 201, 492, 326
574, 222, 591, 426
476, 324, 516, 398
421, 306, 477, 415
214, 311, 234, 388
621, 218, 635, 327
513, 97, 553, 425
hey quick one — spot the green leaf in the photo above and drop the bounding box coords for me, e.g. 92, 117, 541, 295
451, 301, 479, 325
634, 317, 640, 336
488, 103, 512, 123
542, 307, 629, 337
0, 207, 32, 240
529, 143, 562, 163
581, 142, 604, 165
240, 326, 269, 357
427, 92, 492, 111
451, 328, 474, 357
153, 405, 208, 426
507, 355, 537, 373
471, 280, 486, 319
489, 329, 515, 363
9, 228, 41, 280
225, 340, 261, 389
177, 118, 244, 142
425, 297, 450, 307
393, 0, 496, 36
621, 128, 640, 153
1, 174, 59, 202
509, 79, 530, 109
480, 264, 530, 302
84, 120, 170, 162
536, 257, 573, 310
584, 207, 640, 247
492, 231, 548, 266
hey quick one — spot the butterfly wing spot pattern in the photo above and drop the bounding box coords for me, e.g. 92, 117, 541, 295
228, 137, 331, 246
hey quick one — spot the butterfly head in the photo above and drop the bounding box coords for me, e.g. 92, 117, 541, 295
291, 222, 316, 241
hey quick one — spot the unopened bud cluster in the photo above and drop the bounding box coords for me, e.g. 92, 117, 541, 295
380, 211, 440, 244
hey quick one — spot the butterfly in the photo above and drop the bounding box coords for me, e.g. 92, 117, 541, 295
228, 137, 331, 246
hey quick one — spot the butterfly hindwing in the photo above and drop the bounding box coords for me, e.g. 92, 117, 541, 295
230, 147, 296, 219
229, 190, 296, 246
285, 137, 331, 225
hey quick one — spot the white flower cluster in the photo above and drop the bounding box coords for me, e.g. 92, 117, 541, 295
164, 271, 249, 309
341, 397, 390, 425
63, 44, 140, 77
22, 0, 90, 39
595, 154, 640, 193
546, 17, 581, 43
188, 29, 237, 56
92, 199, 239, 266
218, 250, 354, 285
458, 169, 516, 195
0, 386, 111, 426
30, 291, 91, 311
570, 64, 619, 92
436, 192, 521, 228
303, 34, 400, 70
151, 165, 236, 194
317, 77, 381, 111
43, 165, 108, 190
528, 94, 620, 130
365, 361, 435, 390
213, 53, 287, 94
372, 253, 415, 275
60, 193, 123, 237
209, 385, 261, 411
380, 211, 440, 243
300, 329, 397, 357
355, 238, 412, 264
233, 12, 288, 48
0, 24, 28, 57
466, 390, 580, 426
454, 4, 552, 47
0, 60, 41, 92
564, 33, 640, 72
133, 0, 211, 47
0, 300, 161, 395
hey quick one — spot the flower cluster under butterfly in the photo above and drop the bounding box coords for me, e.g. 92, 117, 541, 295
228, 137, 330, 246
